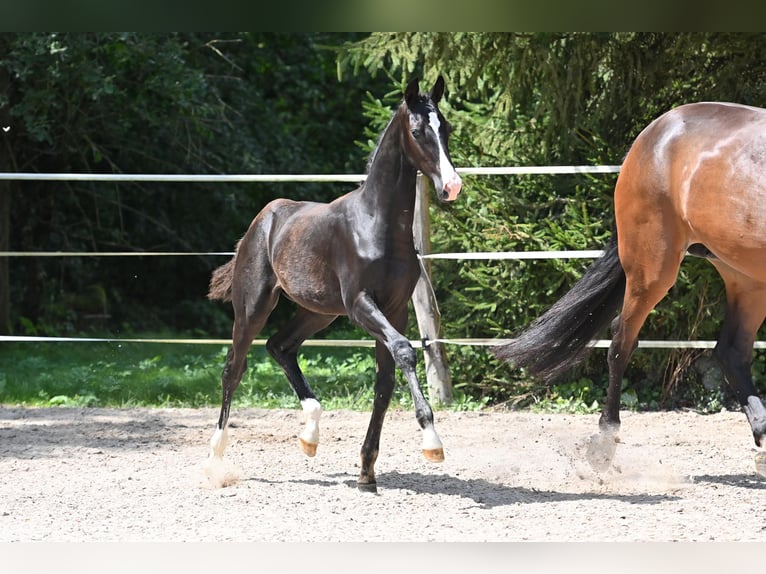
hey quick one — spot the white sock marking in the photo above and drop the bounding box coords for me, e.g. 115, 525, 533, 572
204, 427, 239, 489
300, 398, 322, 445
209, 426, 229, 459
421, 425, 443, 451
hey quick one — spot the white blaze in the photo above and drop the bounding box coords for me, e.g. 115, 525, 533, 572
428, 111, 458, 183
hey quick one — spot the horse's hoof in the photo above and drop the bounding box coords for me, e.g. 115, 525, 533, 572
299, 437, 318, 457
585, 431, 617, 472
755, 452, 766, 479
357, 481, 378, 494
423, 447, 445, 463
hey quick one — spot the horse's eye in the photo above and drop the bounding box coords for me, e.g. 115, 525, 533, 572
411, 128, 422, 138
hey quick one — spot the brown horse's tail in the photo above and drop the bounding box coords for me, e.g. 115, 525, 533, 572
492, 233, 625, 382
207, 243, 240, 303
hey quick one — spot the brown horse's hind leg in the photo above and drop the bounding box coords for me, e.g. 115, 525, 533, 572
603, 246, 684, 430
266, 308, 337, 457
710, 264, 766, 461
587, 222, 684, 471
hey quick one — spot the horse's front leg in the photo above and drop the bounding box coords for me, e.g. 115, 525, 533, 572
390, 327, 445, 463
349, 294, 444, 490
356, 342, 396, 493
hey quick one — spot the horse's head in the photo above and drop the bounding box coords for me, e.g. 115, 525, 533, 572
402, 76, 462, 202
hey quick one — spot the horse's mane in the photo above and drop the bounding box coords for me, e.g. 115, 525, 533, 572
364, 103, 405, 174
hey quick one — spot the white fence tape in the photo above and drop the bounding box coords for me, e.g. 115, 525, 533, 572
0, 165, 621, 181
0, 173, 368, 183
0, 335, 382, 347
420, 250, 605, 260
4, 335, 766, 350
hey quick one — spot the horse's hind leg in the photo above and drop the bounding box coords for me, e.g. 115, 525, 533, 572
588, 227, 684, 471
209, 277, 279, 464
710, 264, 766, 473
266, 308, 336, 457
603, 247, 684, 425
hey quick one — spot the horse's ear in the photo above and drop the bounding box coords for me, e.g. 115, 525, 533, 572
404, 77, 420, 106
429, 75, 445, 104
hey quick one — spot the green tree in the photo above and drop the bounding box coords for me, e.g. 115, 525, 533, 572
340, 32, 766, 407
0, 32, 383, 336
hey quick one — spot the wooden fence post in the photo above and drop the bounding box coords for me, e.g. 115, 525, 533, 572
411, 174, 453, 406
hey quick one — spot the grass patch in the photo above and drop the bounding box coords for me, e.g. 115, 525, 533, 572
0, 339, 483, 411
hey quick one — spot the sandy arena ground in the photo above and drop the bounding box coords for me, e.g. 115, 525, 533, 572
1, 406, 765, 542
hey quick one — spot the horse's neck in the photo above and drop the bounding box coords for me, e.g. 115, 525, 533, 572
361, 118, 418, 222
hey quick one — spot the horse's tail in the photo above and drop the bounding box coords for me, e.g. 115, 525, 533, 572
492, 233, 625, 382
207, 241, 240, 303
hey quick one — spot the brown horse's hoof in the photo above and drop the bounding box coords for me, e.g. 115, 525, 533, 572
423, 447, 445, 463
755, 452, 766, 479
357, 481, 378, 494
299, 437, 318, 457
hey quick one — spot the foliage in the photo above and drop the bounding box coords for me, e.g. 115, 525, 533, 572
530, 377, 600, 415
340, 32, 766, 408
1, 32, 386, 338
5, 33, 766, 413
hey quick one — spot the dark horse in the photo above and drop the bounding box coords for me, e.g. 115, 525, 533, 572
206, 77, 462, 491
493, 102, 766, 477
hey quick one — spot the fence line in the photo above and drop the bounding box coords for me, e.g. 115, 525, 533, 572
0, 251, 235, 257
4, 165, 751, 352
420, 250, 605, 260
0, 250, 607, 259
0, 165, 621, 182
0, 335, 381, 348
5, 335, 766, 350
0, 173, 369, 183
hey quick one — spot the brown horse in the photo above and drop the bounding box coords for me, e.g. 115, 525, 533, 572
206, 77, 462, 492
493, 102, 766, 477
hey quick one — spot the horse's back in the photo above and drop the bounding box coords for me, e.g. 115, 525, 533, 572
626, 102, 766, 173
617, 102, 766, 279
240, 197, 337, 252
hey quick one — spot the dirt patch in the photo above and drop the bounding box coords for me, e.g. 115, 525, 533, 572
1, 406, 765, 541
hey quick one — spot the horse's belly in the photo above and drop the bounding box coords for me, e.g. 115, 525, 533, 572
272, 255, 345, 315
702, 244, 766, 283
683, 176, 766, 282
280, 287, 346, 316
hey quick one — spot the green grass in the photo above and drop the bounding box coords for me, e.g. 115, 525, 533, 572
0, 339, 486, 411
530, 377, 602, 415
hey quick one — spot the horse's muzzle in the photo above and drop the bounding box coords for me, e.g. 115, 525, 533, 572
440, 172, 462, 202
